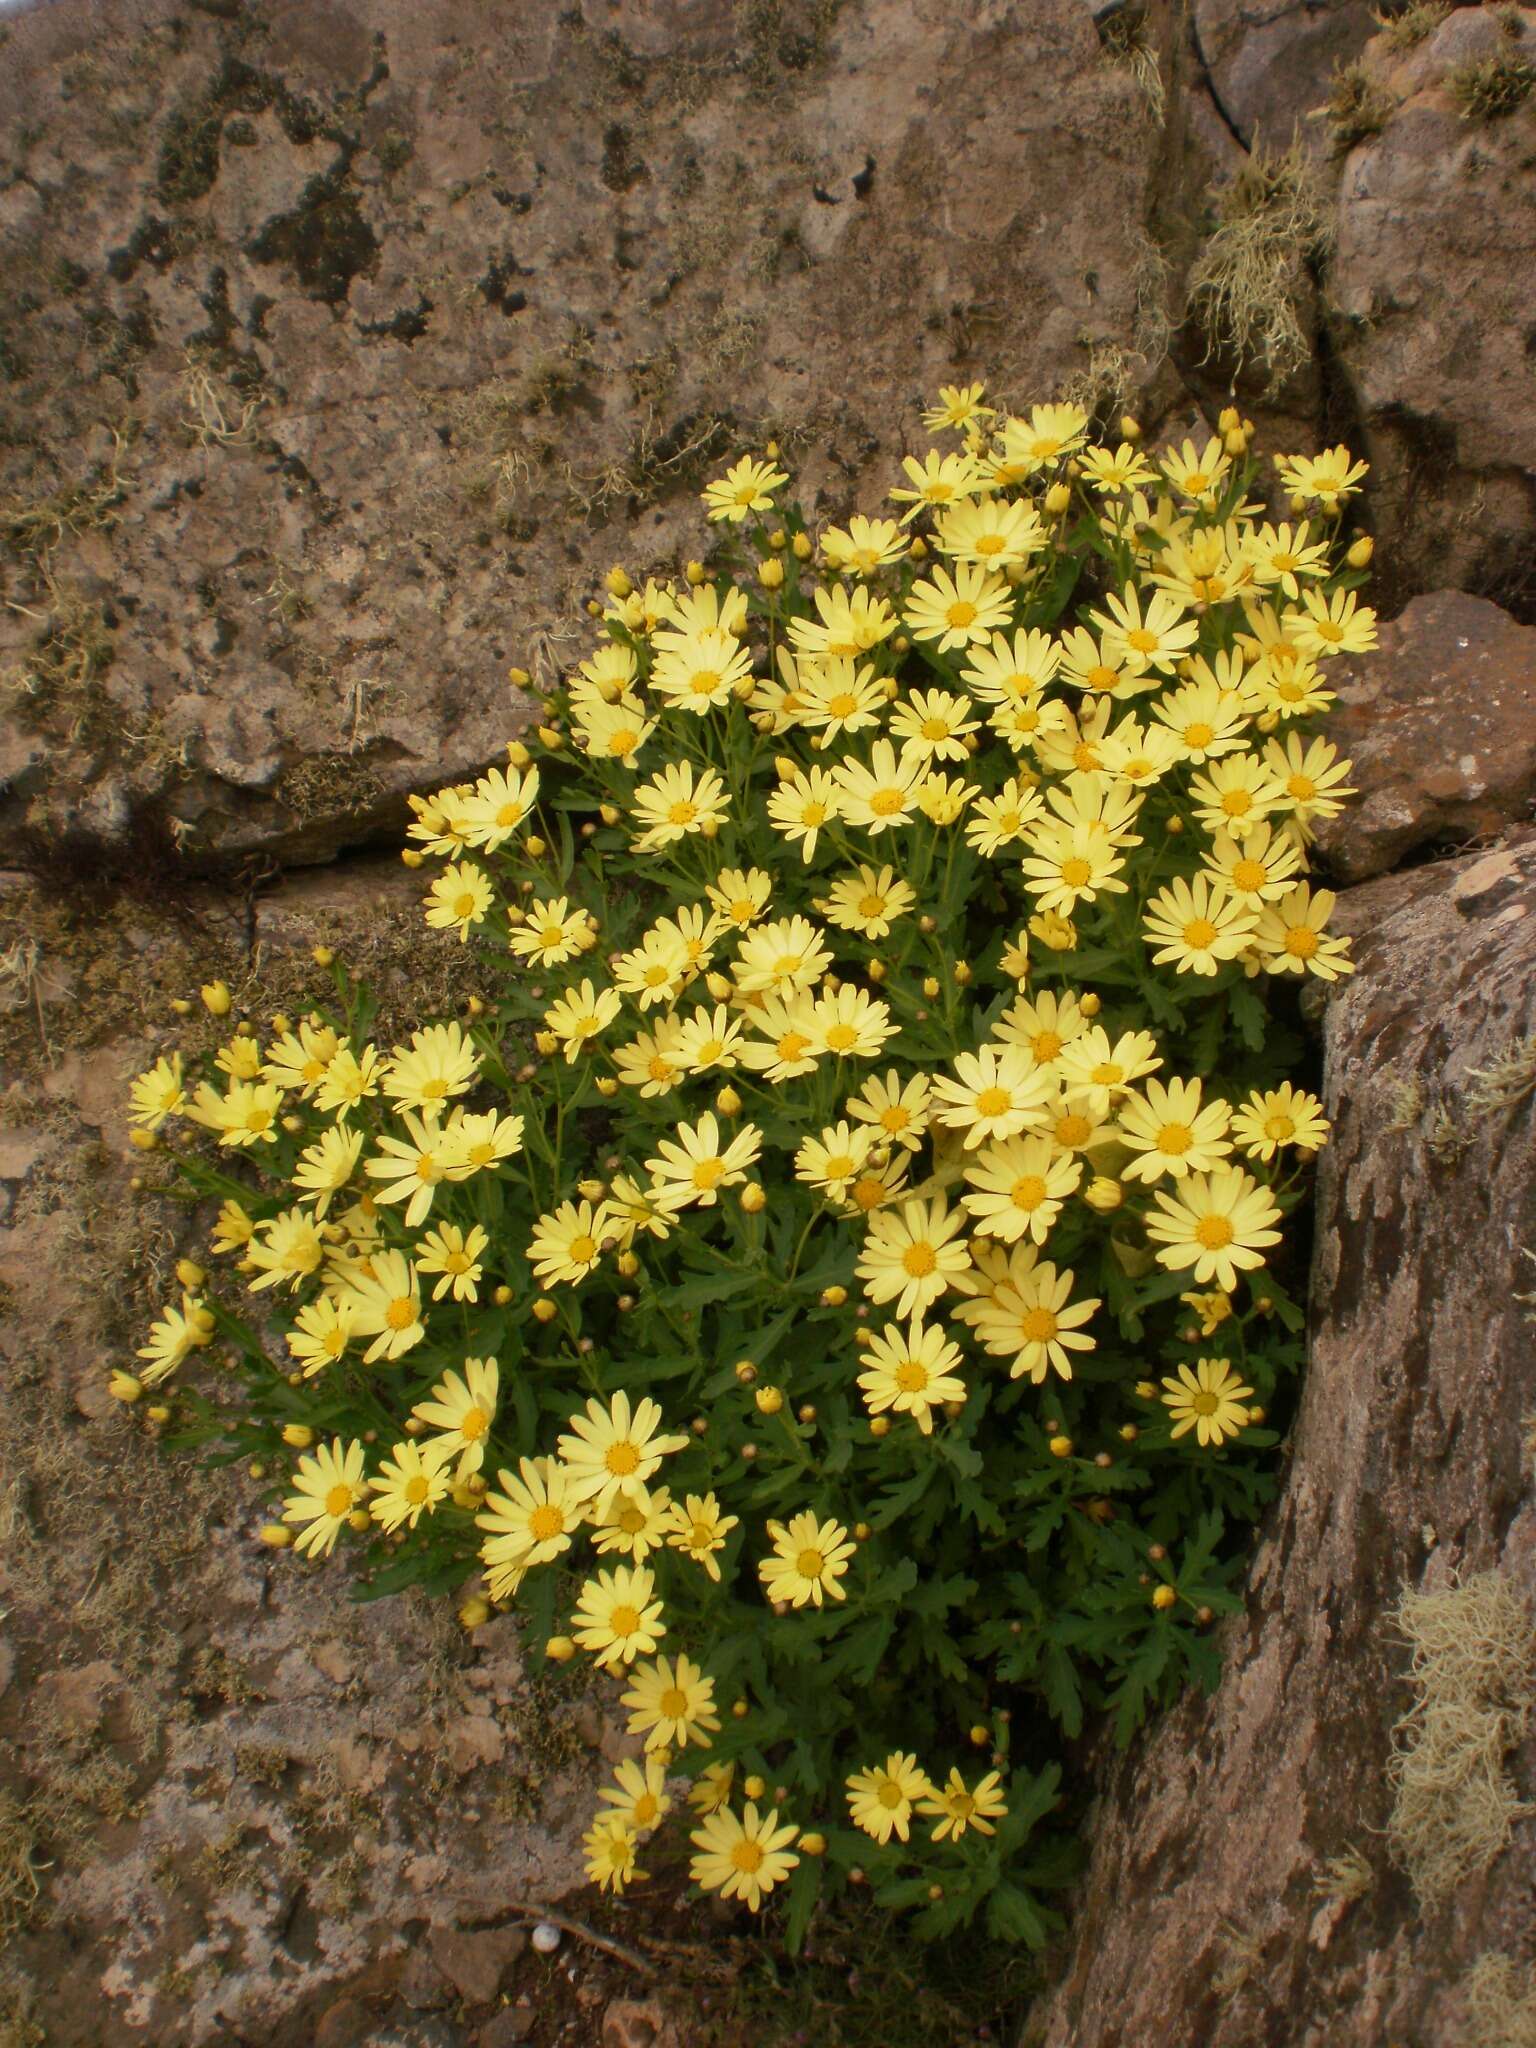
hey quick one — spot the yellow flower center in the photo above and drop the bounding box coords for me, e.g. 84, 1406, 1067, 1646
668, 800, 698, 826
633, 1793, 660, 1825
1158, 1122, 1192, 1155
1183, 721, 1215, 750
497, 801, 526, 826
1232, 858, 1268, 891
945, 601, 978, 630
1287, 773, 1316, 802
541, 924, 567, 948
460, 1406, 488, 1440
824, 1153, 857, 1180
895, 1360, 930, 1394
1060, 857, 1092, 889
608, 727, 639, 756
730, 898, 757, 923
1020, 1306, 1058, 1343
692, 1158, 726, 1190
1285, 926, 1320, 958
1183, 469, 1210, 492
605, 1442, 641, 1477
689, 669, 721, 695
1195, 1215, 1235, 1249
731, 1839, 766, 1873
1032, 1030, 1063, 1061
454, 893, 478, 919
1191, 1389, 1220, 1415
609, 1604, 642, 1636
1011, 1175, 1048, 1211
405, 1475, 430, 1504
1056, 1112, 1090, 1146
975, 1086, 1012, 1118
902, 1242, 937, 1278
647, 1056, 673, 1083
777, 1031, 810, 1062
644, 964, 671, 987
858, 893, 886, 919
851, 1177, 886, 1211
1126, 628, 1158, 654
660, 1686, 690, 1718
529, 1504, 565, 1541
618, 1504, 647, 1534
869, 787, 905, 817
827, 692, 858, 719
921, 717, 951, 743
774, 953, 804, 978
877, 1781, 905, 1808
324, 1484, 354, 1516
1221, 790, 1253, 818
385, 1296, 417, 1331
880, 1105, 910, 1132
825, 1024, 858, 1053
570, 1233, 598, 1263
801, 802, 828, 826
1265, 1112, 1295, 1141
1073, 742, 1102, 771
1090, 1062, 1124, 1087
1183, 918, 1219, 950
689, 1521, 714, 1549
796, 1548, 826, 1580
949, 1791, 975, 1819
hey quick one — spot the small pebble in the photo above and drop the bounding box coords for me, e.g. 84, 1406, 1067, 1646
531, 1921, 562, 1954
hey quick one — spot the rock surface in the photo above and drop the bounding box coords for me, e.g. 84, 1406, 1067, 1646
1324, 6, 1536, 611
1191, 0, 1377, 149
1030, 834, 1536, 2048
0, 0, 1160, 867
1315, 589, 1536, 881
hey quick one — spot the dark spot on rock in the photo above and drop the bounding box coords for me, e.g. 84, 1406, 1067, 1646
106, 217, 177, 283
601, 123, 648, 192
493, 187, 533, 213
614, 228, 646, 273
812, 181, 841, 204
357, 294, 434, 344
224, 115, 258, 147
479, 252, 533, 315
247, 165, 379, 307
852, 153, 875, 198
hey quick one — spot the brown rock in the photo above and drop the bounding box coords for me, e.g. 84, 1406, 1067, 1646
0, 0, 1163, 870
479, 2010, 536, 2047
1325, 8, 1536, 607
428, 1925, 526, 2008
1032, 838, 1536, 2048
1314, 591, 1536, 881
1190, 0, 1377, 149
314, 1997, 375, 2048
398, 1946, 452, 2012
603, 1998, 684, 2048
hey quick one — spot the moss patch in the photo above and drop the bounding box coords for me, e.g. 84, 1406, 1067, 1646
1386, 1572, 1536, 1907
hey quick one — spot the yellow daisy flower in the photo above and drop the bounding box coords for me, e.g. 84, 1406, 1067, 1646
816, 863, 917, 939
953, 1246, 1100, 1382
1145, 1167, 1284, 1292
930, 1043, 1053, 1150
888, 448, 985, 523
857, 1320, 967, 1434
584, 1817, 644, 1895
702, 454, 788, 523
476, 1456, 579, 1577
246, 1206, 326, 1293
845, 1068, 932, 1152
733, 914, 832, 996
856, 1196, 971, 1319
127, 1054, 185, 1130
645, 1112, 762, 1211
1232, 1082, 1330, 1161
630, 760, 730, 851
689, 1802, 800, 1911
285, 1293, 356, 1378
598, 1756, 672, 1836
335, 1248, 424, 1363
832, 740, 927, 835
424, 860, 494, 942
381, 1022, 479, 1115
412, 1356, 498, 1475
543, 980, 623, 1063
805, 984, 898, 1061
917, 1767, 1007, 1842
1161, 1356, 1255, 1446
557, 1392, 690, 1515
621, 1653, 721, 1750
795, 1120, 875, 1202
415, 1220, 490, 1303
904, 562, 1014, 652
572, 1564, 667, 1669
369, 1437, 454, 1533
888, 686, 981, 762
1142, 875, 1260, 977
847, 1753, 932, 1844
759, 1510, 855, 1609
960, 1134, 1083, 1243
282, 1437, 367, 1558
820, 513, 908, 576
508, 895, 595, 968
528, 1199, 612, 1288
1116, 1078, 1234, 1183
1253, 883, 1354, 980
665, 1494, 740, 1582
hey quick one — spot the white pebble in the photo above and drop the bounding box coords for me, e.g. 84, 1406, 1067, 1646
531, 1921, 561, 1954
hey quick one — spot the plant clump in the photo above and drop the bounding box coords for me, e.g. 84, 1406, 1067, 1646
1326, 61, 1396, 153
1186, 145, 1333, 391
1387, 1571, 1536, 1906
122, 383, 1373, 1947
1449, 50, 1536, 121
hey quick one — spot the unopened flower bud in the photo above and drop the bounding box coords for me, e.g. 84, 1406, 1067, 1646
739, 1182, 767, 1214
200, 980, 232, 1017
716, 1085, 742, 1116
129, 1128, 158, 1152
545, 1636, 576, 1662
755, 1386, 784, 1415
743, 1773, 766, 1799
1346, 535, 1374, 569
258, 1522, 293, 1548
532, 1297, 558, 1324
953, 961, 972, 986
108, 1370, 143, 1404
685, 559, 707, 587
1083, 1176, 1123, 1213
524, 834, 547, 858
869, 1416, 890, 1439
792, 532, 813, 561
281, 1423, 314, 1449
1152, 1584, 1177, 1611
1049, 1434, 1073, 1458
1045, 481, 1072, 516
800, 1831, 826, 1856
